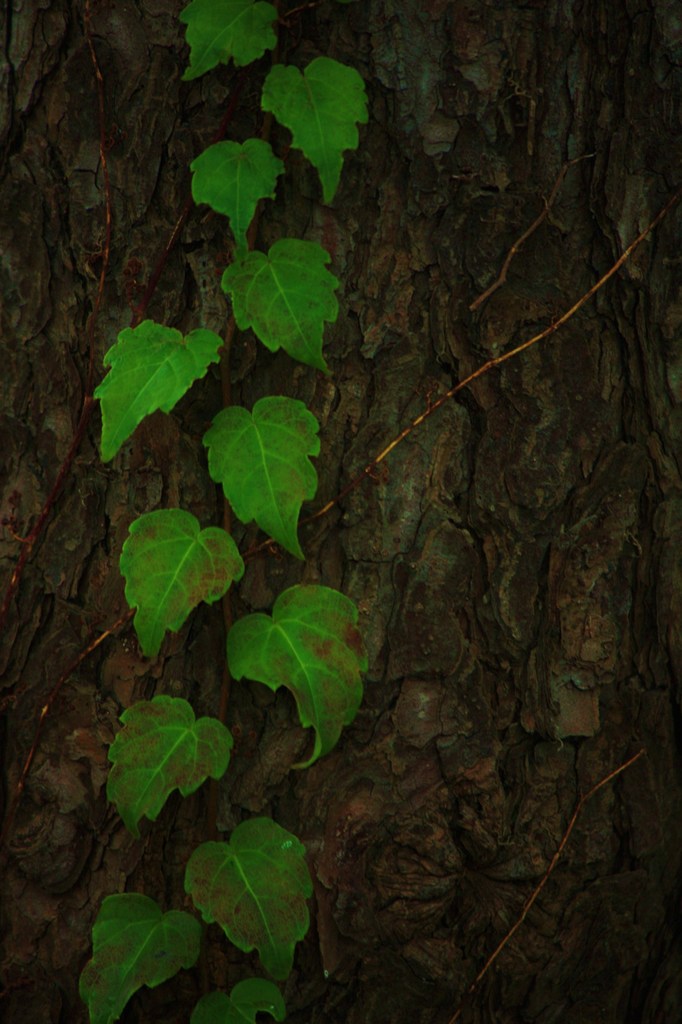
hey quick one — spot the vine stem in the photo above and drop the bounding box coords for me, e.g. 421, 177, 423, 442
0, 608, 134, 855
0, 0, 112, 635
446, 747, 646, 1023
245, 182, 682, 558
129, 69, 248, 329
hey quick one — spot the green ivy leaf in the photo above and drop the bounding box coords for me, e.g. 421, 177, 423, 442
191, 140, 284, 255
79, 894, 201, 1024
190, 979, 286, 1024
180, 0, 277, 80
121, 509, 244, 657
221, 239, 338, 371
203, 397, 319, 559
95, 320, 222, 462
107, 696, 233, 838
261, 56, 368, 203
227, 585, 367, 767
186, 819, 312, 980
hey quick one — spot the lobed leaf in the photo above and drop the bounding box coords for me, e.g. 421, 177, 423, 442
190, 979, 286, 1024
95, 320, 222, 463
120, 509, 244, 657
262, 56, 368, 203
227, 584, 367, 767
203, 396, 320, 559
191, 139, 284, 255
221, 238, 338, 371
79, 894, 201, 1024
107, 696, 233, 838
180, 0, 277, 80
185, 819, 312, 980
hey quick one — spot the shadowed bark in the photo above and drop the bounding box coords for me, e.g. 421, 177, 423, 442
1, 2, 681, 1022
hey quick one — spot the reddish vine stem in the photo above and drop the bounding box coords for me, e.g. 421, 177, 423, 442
468, 152, 595, 311
244, 183, 682, 560
0, 0, 112, 636
0, 608, 134, 853
447, 748, 646, 1023
204, 106, 278, 845
130, 69, 248, 329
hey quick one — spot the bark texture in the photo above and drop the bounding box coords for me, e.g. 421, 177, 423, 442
1, 1, 681, 1022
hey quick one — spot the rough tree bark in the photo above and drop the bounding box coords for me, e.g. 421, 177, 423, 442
1, 2, 681, 1023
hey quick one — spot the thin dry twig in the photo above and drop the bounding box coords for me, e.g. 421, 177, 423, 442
469, 153, 595, 312
447, 747, 647, 1023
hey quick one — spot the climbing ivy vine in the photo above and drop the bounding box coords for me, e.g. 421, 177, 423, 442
79, 2, 367, 1021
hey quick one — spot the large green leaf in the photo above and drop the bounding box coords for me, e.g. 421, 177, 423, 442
190, 979, 286, 1024
79, 894, 201, 1024
227, 585, 367, 767
121, 509, 244, 657
185, 819, 312, 980
180, 0, 277, 80
221, 238, 338, 371
191, 140, 284, 255
203, 397, 320, 559
261, 57, 368, 203
107, 696, 233, 838
95, 319, 222, 462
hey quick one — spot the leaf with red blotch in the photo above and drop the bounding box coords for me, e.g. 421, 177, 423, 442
227, 585, 367, 767
120, 509, 244, 657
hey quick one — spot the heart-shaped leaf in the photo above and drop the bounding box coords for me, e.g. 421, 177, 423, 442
180, 0, 277, 80
191, 140, 284, 255
95, 320, 222, 462
185, 819, 312, 980
107, 696, 233, 838
203, 397, 320, 559
221, 239, 338, 371
79, 894, 201, 1024
262, 57, 368, 203
121, 509, 244, 657
227, 584, 367, 767
190, 979, 286, 1024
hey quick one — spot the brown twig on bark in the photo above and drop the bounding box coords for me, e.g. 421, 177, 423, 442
447, 747, 647, 1023
469, 153, 595, 312
243, 183, 681, 560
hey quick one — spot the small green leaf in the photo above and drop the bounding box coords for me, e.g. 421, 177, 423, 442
121, 509, 244, 657
191, 140, 284, 254
185, 819, 312, 980
180, 0, 277, 80
203, 397, 320, 559
221, 239, 338, 371
94, 320, 222, 462
107, 696, 233, 838
262, 57, 368, 203
227, 585, 367, 767
190, 979, 286, 1024
79, 894, 201, 1024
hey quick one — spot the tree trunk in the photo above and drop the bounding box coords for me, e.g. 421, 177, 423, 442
2, 2, 681, 1022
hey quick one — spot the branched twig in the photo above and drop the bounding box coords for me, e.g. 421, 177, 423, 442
0, 0, 112, 634
469, 153, 595, 312
244, 183, 681, 559
447, 748, 646, 1023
